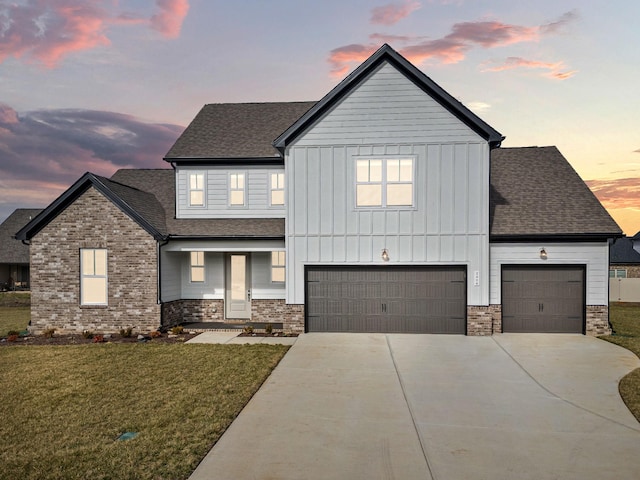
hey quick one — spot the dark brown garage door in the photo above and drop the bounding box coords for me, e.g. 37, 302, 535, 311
306, 266, 466, 334
502, 266, 585, 333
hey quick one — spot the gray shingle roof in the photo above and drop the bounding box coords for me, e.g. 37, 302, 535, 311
0, 209, 42, 263
610, 237, 640, 264
490, 146, 621, 237
110, 169, 284, 237
95, 175, 167, 235
165, 102, 316, 160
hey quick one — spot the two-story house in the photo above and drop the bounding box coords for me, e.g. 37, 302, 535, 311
16, 45, 621, 336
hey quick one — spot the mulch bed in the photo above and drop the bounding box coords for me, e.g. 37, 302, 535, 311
0, 332, 200, 347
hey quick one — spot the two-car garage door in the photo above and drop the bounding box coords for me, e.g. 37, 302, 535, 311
306, 266, 466, 334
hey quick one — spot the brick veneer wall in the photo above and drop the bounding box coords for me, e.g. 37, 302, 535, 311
252, 299, 304, 334
162, 299, 224, 326
467, 306, 493, 335
586, 305, 611, 336
29, 187, 161, 334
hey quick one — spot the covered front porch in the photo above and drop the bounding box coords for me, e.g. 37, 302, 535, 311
159, 239, 303, 333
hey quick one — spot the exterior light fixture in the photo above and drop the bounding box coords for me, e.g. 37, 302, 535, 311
381, 248, 390, 262
540, 248, 548, 260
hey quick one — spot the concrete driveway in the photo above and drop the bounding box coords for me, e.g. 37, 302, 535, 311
189, 334, 640, 480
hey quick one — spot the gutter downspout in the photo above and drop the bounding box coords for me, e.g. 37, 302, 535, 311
158, 238, 170, 329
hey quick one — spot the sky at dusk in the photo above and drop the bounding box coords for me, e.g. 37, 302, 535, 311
1, 0, 639, 234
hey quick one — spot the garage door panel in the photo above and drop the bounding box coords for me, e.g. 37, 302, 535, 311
306, 266, 466, 334
502, 266, 584, 333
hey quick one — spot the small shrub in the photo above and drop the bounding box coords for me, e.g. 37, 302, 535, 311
7, 330, 19, 336
243, 325, 253, 334
82, 330, 94, 339
120, 327, 133, 338
7, 334, 18, 342
92, 335, 104, 343
43, 328, 56, 339
150, 330, 162, 338
171, 326, 184, 335
264, 323, 273, 334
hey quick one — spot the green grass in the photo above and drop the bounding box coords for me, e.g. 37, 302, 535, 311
0, 292, 31, 336
602, 303, 640, 422
0, 343, 289, 480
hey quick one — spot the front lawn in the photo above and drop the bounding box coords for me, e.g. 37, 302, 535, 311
0, 292, 30, 336
0, 343, 289, 480
602, 303, 640, 422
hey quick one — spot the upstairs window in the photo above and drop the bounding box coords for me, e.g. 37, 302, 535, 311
189, 173, 205, 207
271, 251, 285, 283
190, 252, 205, 282
355, 158, 414, 207
229, 173, 245, 206
270, 172, 285, 206
80, 249, 107, 305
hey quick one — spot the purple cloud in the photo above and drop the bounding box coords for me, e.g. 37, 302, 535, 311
0, 103, 183, 223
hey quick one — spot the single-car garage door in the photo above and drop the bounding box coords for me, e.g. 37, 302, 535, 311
306, 266, 466, 334
502, 265, 585, 333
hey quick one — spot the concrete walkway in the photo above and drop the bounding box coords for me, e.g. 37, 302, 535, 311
189, 333, 640, 480
186, 331, 297, 345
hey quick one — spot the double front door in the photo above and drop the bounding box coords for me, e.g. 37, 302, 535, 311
225, 253, 251, 319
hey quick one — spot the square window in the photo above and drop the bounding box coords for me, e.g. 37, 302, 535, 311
355, 158, 414, 208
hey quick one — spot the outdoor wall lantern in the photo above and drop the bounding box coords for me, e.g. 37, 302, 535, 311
540, 248, 548, 260
381, 248, 390, 262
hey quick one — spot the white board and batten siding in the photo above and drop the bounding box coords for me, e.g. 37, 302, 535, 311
175, 166, 286, 218
489, 243, 610, 305
285, 61, 491, 305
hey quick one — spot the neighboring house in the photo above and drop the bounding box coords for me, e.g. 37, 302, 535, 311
609, 236, 640, 302
0, 209, 42, 290
609, 236, 640, 279
16, 44, 621, 336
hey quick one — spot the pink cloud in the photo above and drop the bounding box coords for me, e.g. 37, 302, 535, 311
0, 0, 189, 67
329, 11, 577, 78
483, 57, 576, 80
371, 1, 421, 26
0, 1, 111, 67
150, 0, 190, 38
328, 44, 379, 77
586, 178, 640, 209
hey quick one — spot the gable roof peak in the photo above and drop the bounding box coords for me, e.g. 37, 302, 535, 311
274, 43, 504, 152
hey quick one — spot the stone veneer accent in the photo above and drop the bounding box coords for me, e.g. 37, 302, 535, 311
586, 305, 611, 336
252, 299, 304, 334
29, 187, 160, 334
162, 299, 224, 326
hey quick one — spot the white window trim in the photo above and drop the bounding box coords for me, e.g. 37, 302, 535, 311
229, 172, 247, 208
190, 251, 206, 283
188, 171, 206, 208
610, 268, 627, 278
354, 156, 416, 209
271, 251, 286, 283
269, 171, 285, 207
80, 248, 108, 306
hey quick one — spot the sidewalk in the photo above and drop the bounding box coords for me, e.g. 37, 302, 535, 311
186, 331, 297, 345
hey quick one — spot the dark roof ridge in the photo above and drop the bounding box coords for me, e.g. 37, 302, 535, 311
15, 173, 167, 241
